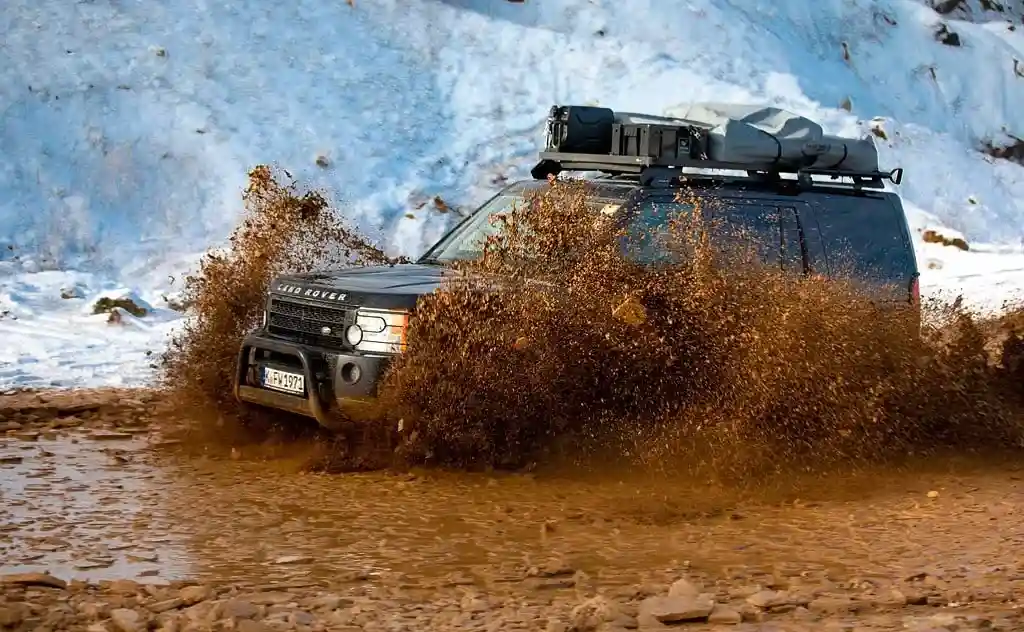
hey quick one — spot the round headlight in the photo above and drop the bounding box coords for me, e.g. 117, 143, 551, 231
344, 324, 363, 346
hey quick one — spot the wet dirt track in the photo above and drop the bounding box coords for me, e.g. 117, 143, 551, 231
3, 390, 1024, 631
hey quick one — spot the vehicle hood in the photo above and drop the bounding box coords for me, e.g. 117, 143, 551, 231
270, 263, 454, 310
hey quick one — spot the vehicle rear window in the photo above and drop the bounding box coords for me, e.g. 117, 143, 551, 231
810, 195, 914, 283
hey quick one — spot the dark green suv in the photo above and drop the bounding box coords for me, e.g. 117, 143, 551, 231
235, 104, 920, 430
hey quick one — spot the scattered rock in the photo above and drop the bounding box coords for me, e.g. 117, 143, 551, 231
902, 589, 929, 606
60, 284, 86, 299
179, 585, 215, 606
75, 559, 115, 570
89, 431, 134, 441
745, 590, 789, 609
109, 608, 144, 632
983, 137, 1024, 165
0, 572, 67, 589
926, 593, 949, 606
273, 555, 314, 565
149, 598, 184, 613
220, 599, 260, 620
570, 596, 628, 631
707, 603, 742, 624
935, 22, 962, 46
106, 579, 142, 595
667, 578, 702, 599
544, 621, 568, 632
288, 610, 315, 626
460, 595, 490, 613
0, 604, 26, 627
869, 120, 888, 140
639, 595, 714, 624
807, 596, 859, 614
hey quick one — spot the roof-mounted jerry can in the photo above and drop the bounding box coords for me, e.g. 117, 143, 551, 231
543, 105, 617, 154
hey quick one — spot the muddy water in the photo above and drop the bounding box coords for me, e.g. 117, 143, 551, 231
0, 433, 190, 581
161, 454, 1024, 592
4, 426, 1024, 600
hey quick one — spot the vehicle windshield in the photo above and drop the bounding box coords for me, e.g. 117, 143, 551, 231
420, 193, 624, 264
419, 195, 524, 264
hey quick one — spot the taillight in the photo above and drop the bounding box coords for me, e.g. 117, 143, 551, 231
910, 274, 920, 305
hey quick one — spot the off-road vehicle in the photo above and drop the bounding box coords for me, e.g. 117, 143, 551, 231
234, 103, 920, 430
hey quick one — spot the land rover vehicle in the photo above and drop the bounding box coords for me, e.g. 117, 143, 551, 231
234, 103, 920, 430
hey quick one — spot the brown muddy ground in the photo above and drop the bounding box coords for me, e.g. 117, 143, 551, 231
3, 389, 1024, 631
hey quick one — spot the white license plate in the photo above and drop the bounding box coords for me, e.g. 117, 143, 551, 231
262, 367, 305, 395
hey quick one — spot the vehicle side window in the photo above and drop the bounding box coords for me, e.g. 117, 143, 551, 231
707, 204, 803, 272
625, 196, 806, 272
623, 197, 698, 264
813, 195, 913, 283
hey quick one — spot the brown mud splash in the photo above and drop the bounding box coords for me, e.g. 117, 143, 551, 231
156, 168, 1024, 479
379, 177, 1024, 478
158, 165, 402, 445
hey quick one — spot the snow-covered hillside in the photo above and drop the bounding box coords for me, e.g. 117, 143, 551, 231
3, 0, 1024, 387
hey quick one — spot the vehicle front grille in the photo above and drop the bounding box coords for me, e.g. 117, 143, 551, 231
267, 296, 355, 348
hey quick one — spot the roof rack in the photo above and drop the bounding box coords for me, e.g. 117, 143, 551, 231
529, 104, 904, 191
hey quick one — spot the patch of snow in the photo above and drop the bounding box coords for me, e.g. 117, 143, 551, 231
2, 0, 1024, 386
0, 272, 179, 388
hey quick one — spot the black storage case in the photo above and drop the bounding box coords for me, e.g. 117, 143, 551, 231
611, 122, 709, 161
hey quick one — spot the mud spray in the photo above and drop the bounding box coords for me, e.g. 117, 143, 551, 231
162, 168, 1024, 480
159, 166, 402, 444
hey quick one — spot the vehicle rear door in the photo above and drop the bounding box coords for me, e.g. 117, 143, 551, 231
703, 197, 812, 274
800, 192, 917, 304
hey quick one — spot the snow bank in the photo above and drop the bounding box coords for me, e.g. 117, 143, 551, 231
3, 0, 1024, 386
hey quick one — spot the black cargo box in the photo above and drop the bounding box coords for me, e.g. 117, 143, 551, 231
611, 122, 710, 161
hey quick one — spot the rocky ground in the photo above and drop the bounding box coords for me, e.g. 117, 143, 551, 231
3, 389, 1024, 631
4, 569, 1024, 632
